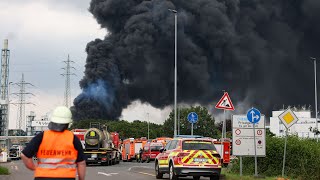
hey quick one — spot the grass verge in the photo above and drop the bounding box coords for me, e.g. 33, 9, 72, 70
222, 168, 280, 180
0, 166, 9, 175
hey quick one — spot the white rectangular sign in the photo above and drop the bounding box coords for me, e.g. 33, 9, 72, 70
31, 121, 50, 127
233, 115, 265, 129
232, 115, 266, 156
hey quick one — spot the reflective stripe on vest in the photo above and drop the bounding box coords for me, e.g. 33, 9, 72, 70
35, 130, 78, 178
38, 158, 76, 164
38, 164, 77, 169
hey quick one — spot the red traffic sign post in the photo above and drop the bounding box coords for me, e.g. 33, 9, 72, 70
215, 92, 235, 111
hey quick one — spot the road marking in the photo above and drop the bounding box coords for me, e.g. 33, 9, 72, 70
97, 172, 118, 176
138, 172, 155, 177
15, 165, 18, 170
128, 166, 153, 171
98, 172, 111, 176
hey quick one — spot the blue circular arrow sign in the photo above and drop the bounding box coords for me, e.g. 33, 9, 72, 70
187, 112, 198, 124
247, 108, 261, 124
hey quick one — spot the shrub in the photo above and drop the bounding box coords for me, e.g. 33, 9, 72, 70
230, 136, 320, 180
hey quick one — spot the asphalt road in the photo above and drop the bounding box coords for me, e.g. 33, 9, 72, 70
0, 160, 215, 180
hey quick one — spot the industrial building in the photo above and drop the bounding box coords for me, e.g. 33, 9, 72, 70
269, 108, 318, 138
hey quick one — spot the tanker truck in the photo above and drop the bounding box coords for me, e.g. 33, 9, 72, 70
83, 123, 121, 166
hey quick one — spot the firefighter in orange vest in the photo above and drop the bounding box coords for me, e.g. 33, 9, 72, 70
21, 106, 86, 180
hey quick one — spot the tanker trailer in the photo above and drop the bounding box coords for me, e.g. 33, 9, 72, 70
84, 127, 120, 165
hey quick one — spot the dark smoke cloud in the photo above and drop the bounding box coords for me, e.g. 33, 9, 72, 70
72, 0, 320, 120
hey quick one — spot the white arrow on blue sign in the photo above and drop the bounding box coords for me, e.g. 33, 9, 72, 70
247, 108, 261, 124
187, 112, 198, 124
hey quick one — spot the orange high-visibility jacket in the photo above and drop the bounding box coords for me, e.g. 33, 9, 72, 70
35, 130, 78, 178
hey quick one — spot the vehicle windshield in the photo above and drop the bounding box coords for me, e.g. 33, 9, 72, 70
182, 140, 216, 150
150, 146, 163, 151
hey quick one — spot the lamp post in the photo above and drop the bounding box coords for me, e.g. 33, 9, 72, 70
168, 8, 178, 137
310, 57, 318, 142
147, 113, 150, 140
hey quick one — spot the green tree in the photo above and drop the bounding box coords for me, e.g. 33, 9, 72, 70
163, 106, 219, 138
71, 119, 163, 140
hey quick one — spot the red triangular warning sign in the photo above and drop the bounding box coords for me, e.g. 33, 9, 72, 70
215, 92, 235, 111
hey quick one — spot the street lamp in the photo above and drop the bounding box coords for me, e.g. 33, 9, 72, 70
147, 113, 150, 140
310, 57, 318, 142
168, 8, 178, 137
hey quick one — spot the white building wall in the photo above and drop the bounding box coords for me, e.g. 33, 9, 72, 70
269, 110, 317, 138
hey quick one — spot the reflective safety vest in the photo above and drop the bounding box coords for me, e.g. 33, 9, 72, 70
35, 130, 78, 178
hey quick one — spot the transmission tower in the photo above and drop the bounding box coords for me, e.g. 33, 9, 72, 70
0, 39, 10, 136
12, 74, 35, 131
61, 54, 75, 108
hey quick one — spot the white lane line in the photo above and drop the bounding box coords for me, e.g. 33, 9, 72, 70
15, 165, 18, 170
138, 172, 155, 177
128, 166, 153, 171
98, 172, 119, 176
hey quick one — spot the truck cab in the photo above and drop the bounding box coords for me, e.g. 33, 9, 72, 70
141, 142, 163, 163
9, 145, 23, 160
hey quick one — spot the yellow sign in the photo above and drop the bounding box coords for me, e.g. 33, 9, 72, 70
283, 113, 294, 124
278, 108, 299, 129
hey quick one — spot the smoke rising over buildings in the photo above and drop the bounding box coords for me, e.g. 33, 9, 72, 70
72, 0, 320, 121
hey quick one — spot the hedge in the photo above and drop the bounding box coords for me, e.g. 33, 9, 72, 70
230, 136, 320, 180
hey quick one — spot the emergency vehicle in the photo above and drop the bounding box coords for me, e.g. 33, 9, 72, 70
152, 137, 172, 146
122, 137, 147, 161
212, 138, 231, 167
141, 142, 163, 163
155, 135, 221, 180
71, 129, 86, 149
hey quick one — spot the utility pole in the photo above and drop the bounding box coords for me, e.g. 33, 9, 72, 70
147, 113, 150, 140
310, 57, 318, 142
168, 9, 178, 137
61, 54, 76, 108
12, 74, 35, 132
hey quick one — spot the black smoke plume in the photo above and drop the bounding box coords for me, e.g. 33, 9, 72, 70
72, 0, 320, 121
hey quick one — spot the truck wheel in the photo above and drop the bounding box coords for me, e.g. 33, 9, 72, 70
155, 161, 163, 179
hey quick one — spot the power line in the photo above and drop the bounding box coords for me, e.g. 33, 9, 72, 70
11, 74, 35, 131
61, 54, 76, 108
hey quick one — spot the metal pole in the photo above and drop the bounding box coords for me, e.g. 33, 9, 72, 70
223, 109, 226, 138
282, 129, 288, 177
174, 12, 177, 137
240, 156, 243, 176
253, 122, 258, 176
178, 106, 180, 135
314, 58, 319, 142
220, 109, 226, 161
147, 113, 150, 140
191, 123, 193, 136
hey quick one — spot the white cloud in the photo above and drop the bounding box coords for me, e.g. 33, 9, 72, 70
121, 100, 172, 125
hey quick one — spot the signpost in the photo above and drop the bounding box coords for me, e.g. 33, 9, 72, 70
187, 112, 198, 135
278, 108, 299, 177
232, 113, 265, 177
215, 92, 235, 164
247, 107, 261, 177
